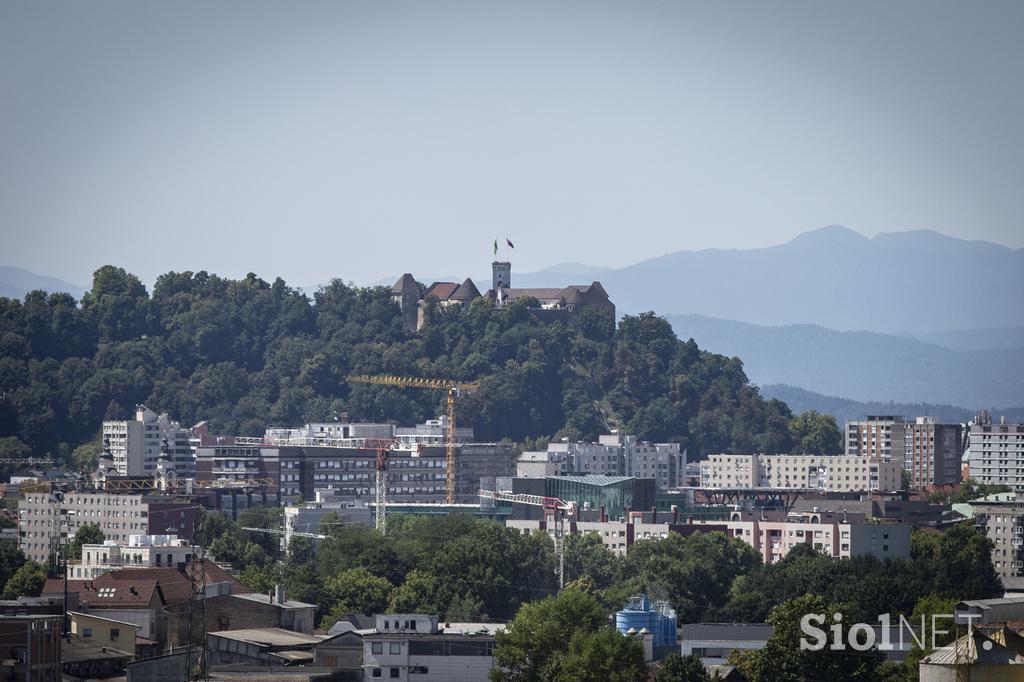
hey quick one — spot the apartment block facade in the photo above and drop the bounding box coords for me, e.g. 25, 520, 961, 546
700, 454, 902, 492
969, 496, 1024, 590
18, 492, 198, 564
102, 405, 195, 478
966, 413, 1024, 491
905, 416, 963, 488
845, 416, 907, 461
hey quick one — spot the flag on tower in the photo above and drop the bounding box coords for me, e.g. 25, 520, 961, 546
493, 239, 498, 256
506, 238, 515, 249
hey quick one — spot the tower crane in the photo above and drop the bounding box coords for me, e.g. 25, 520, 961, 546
346, 374, 480, 505
478, 490, 576, 589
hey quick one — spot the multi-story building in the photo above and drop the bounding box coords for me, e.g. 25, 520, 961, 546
507, 507, 910, 564
507, 508, 727, 555
18, 491, 198, 564
969, 495, 1024, 590
196, 418, 514, 505
904, 416, 964, 488
517, 435, 684, 491
845, 415, 907, 461
709, 509, 912, 565
103, 405, 195, 478
68, 535, 196, 580
966, 412, 1024, 491
700, 454, 902, 492
362, 613, 501, 681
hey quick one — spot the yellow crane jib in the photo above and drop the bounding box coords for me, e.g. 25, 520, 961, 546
345, 374, 480, 505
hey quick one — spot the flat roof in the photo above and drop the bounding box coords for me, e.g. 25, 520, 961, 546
209, 628, 324, 647
231, 593, 316, 609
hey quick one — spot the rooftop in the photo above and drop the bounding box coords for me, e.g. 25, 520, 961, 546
209, 628, 325, 648
231, 592, 316, 609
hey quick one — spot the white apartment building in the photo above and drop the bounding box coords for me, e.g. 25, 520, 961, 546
362, 614, 500, 682
506, 509, 911, 564
712, 510, 912, 565
68, 534, 196, 579
521, 434, 685, 490
700, 454, 902, 492
845, 415, 907, 461
18, 491, 196, 564
966, 412, 1024, 491
103, 404, 195, 477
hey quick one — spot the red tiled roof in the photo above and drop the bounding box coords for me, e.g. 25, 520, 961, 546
391, 274, 418, 295
424, 282, 459, 300
44, 560, 248, 607
450, 278, 482, 301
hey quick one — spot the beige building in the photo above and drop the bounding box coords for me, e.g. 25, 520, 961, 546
103, 404, 195, 477
700, 454, 902, 492
69, 611, 139, 656
68, 535, 196, 580
845, 415, 907, 461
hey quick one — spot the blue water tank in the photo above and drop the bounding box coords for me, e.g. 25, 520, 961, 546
615, 594, 677, 647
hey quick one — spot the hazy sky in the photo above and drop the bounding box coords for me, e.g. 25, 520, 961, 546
2, 1, 1022, 288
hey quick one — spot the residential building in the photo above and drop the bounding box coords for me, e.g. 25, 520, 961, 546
845, 415, 907, 461
703, 509, 912, 565
968, 495, 1024, 590
362, 614, 501, 681
905, 417, 963, 488
0, 614, 62, 681
966, 412, 1024, 491
700, 454, 902, 492
203, 589, 317, 635
919, 628, 1024, 681
102, 404, 196, 478
18, 491, 198, 564
507, 508, 727, 555
68, 534, 195, 579
69, 611, 139, 657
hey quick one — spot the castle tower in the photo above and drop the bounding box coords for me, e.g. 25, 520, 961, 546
492, 261, 511, 302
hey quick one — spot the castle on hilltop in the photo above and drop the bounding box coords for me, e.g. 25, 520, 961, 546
391, 261, 614, 331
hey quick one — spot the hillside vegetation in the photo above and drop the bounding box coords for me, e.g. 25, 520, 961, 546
0, 266, 838, 467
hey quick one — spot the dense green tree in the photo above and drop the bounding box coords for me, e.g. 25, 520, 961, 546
788, 410, 842, 455
734, 594, 884, 682
68, 523, 105, 560
2, 560, 47, 599
655, 653, 712, 682
321, 567, 394, 625
552, 627, 647, 682
490, 590, 608, 682
0, 540, 27, 590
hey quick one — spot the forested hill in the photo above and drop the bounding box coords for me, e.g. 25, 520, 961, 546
0, 266, 818, 468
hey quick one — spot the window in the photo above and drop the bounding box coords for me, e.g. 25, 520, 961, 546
371, 669, 382, 678
82, 627, 93, 638
410, 666, 429, 674
110, 628, 119, 641
371, 642, 383, 654
390, 669, 400, 679
390, 642, 401, 654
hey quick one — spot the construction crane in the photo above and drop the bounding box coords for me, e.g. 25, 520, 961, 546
479, 490, 576, 589
346, 374, 480, 505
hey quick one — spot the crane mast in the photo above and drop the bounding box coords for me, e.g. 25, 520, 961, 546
346, 374, 479, 505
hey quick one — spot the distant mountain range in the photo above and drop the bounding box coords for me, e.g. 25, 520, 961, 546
0, 266, 85, 300
761, 383, 1024, 427
667, 313, 1024, 408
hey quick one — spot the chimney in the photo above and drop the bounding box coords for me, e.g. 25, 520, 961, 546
275, 584, 286, 605
599, 505, 606, 523
651, 506, 657, 524
671, 505, 679, 524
